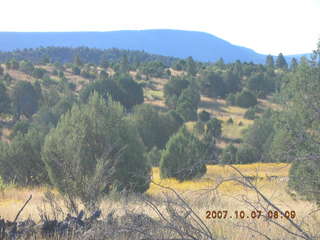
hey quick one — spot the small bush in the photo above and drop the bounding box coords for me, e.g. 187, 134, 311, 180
198, 110, 210, 122
72, 66, 81, 75
244, 107, 257, 120
10, 120, 30, 139
3, 73, 12, 83
145, 147, 162, 167
52, 69, 58, 76
68, 82, 77, 91
235, 90, 257, 108
221, 144, 238, 164
226, 117, 234, 124
193, 121, 205, 136
42, 76, 57, 86
205, 118, 222, 139
236, 144, 260, 163
226, 93, 236, 105
160, 126, 207, 181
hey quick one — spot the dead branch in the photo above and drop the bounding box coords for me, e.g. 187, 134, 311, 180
229, 165, 313, 240
13, 194, 32, 223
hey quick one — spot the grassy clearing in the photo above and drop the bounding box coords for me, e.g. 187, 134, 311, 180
147, 163, 290, 195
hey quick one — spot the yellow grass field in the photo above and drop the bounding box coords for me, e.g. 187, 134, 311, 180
147, 163, 290, 195
0, 165, 319, 239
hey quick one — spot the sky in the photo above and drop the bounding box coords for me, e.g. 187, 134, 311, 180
0, 0, 319, 55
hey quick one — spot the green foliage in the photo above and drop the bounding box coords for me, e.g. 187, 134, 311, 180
288, 160, 320, 203
72, 66, 81, 75
41, 56, 50, 65
164, 76, 190, 108
116, 73, 144, 109
172, 59, 186, 71
205, 118, 222, 139
268, 127, 295, 162
198, 110, 210, 122
272, 46, 320, 203
0, 47, 177, 68
133, 104, 165, 150
3, 73, 12, 84
52, 69, 58, 76
10, 120, 30, 138
193, 121, 205, 136
243, 107, 257, 120
176, 101, 197, 122
42, 94, 150, 210
81, 74, 143, 109
99, 70, 108, 80
221, 144, 238, 164
32, 68, 46, 79
58, 70, 65, 79
5, 61, 11, 70
80, 69, 95, 79
236, 144, 260, 164
222, 70, 241, 94
74, 55, 83, 66
160, 126, 207, 181
30, 95, 76, 134
145, 146, 162, 167
200, 70, 226, 98
186, 56, 197, 76
139, 61, 167, 78
215, 58, 225, 69
100, 59, 109, 69
19, 60, 34, 74
243, 110, 275, 161
133, 104, 183, 150
120, 55, 129, 73
0, 65, 3, 75
0, 129, 48, 186
42, 76, 57, 87
11, 81, 40, 119
176, 86, 200, 122
290, 58, 298, 71
276, 53, 288, 70
226, 93, 236, 105
11, 60, 19, 70
226, 117, 234, 124
246, 72, 275, 96
265, 55, 274, 68
235, 90, 257, 108
0, 83, 10, 114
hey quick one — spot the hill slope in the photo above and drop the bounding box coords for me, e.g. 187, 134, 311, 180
0, 30, 267, 63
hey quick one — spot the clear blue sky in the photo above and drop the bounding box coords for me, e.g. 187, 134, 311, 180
1, 0, 319, 55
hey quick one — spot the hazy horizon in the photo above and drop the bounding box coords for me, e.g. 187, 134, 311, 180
1, 0, 319, 55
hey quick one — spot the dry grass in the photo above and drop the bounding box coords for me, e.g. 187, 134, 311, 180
0, 128, 12, 143
147, 163, 290, 195
168, 68, 185, 77
0, 163, 319, 239
147, 163, 319, 240
6, 70, 35, 83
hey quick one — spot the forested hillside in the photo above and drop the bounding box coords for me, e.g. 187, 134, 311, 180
0, 45, 306, 184
0, 44, 319, 239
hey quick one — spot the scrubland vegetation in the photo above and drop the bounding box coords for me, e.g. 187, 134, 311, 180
0, 43, 319, 239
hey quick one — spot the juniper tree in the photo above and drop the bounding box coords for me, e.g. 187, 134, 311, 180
160, 126, 207, 181
42, 93, 151, 211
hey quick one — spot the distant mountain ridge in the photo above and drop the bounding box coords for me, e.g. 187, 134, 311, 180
0, 30, 309, 63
